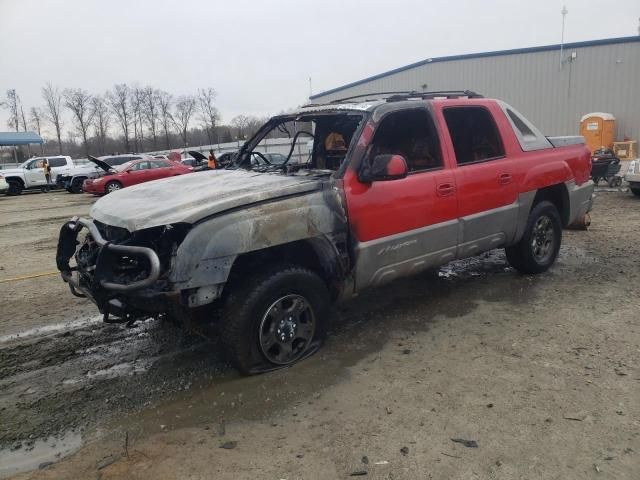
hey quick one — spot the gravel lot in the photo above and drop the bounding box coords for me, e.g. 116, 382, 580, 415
0, 188, 638, 479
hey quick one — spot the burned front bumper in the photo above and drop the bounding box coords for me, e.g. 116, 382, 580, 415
56, 216, 176, 321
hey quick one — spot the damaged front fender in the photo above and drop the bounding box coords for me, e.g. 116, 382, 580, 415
170, 184, 349, 298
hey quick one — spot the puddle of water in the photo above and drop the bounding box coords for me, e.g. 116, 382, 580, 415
0, 431, 82, 479
0, 316, 103, 344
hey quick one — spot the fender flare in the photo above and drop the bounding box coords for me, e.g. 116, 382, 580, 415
4, 176, 26, 187
521, 161, 573, 191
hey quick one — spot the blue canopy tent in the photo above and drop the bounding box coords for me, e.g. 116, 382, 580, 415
0, 131, 44, 146
0, 132, 44, 163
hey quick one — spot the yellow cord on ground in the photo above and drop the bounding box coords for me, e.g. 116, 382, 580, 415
0, 271, 59, 283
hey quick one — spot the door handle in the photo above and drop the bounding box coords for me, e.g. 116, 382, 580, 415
499, 173, 512, 185
437, 182, 455, 197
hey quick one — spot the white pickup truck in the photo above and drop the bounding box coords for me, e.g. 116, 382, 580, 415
2, 156, 74, 195
625, 160, 640, 197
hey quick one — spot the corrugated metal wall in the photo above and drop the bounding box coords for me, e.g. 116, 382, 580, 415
311, 41, 640, 142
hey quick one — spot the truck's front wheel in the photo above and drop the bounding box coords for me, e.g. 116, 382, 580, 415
7, 179, 23, 196
220, 265, 330, 375
505, 200, 562, 274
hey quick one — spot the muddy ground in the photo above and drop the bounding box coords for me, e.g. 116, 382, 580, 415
0, 189, 638, 479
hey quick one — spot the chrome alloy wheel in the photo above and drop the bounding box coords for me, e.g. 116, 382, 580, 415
258, 294, 316, 365
531, 215, 555, 263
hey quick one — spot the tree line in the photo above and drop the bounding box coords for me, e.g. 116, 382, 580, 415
1, 85, 268, 161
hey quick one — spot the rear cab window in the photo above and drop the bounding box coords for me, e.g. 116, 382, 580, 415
443, 107, 505, 165
47, 157, 67, 167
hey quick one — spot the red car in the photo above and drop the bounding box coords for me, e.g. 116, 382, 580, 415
83, 157, 191, 194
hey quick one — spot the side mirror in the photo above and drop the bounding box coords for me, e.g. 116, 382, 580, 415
360, 154, 408, 182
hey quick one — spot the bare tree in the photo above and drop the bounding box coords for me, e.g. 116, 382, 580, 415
42, 83, 64, 154
197, 87, 220, 145
1, 89, 21, 132
64, 88, 95, 157
158, 90, 173, 149
19, 104, 31, 156
172, 95, 197, 147
231, 115, 250, 139
29, 107, 45, 154
91, 95, 110, 155
19, 104, 28, 131
107, 84, 131, 152
142, 87, 161, 149
245, 115, 266, 138
130, 86, 146, 152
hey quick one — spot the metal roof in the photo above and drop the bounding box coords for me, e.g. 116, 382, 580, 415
310, 36, 640, 100
0, 132, 44, 146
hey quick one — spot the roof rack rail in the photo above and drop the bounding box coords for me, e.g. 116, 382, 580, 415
329, 91, 419, 103
386, 90, 484, 102
328, 90, 483, 104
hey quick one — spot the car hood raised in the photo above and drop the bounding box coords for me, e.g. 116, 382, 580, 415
90, 169, 323, 231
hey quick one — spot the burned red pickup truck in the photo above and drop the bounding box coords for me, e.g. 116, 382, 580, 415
57, 91, 593, 374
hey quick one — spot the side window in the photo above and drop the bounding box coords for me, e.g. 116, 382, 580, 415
150, 160, 170, 168
443, 107, 505, 165
368, 109, 442, 172
108, 156, 129, 167
27, 159, 41, 169
48, 157, 66, 167
131, 161, 150, 171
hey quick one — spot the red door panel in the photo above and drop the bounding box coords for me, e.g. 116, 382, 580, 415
343, 169, 457, 242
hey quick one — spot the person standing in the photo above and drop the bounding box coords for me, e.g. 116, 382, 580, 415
42, 159, 52, 192
207, 150, 217, 170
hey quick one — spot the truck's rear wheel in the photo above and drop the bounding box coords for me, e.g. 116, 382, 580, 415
505, 200, 562, 274
220, 265, 330, 375
630, 186, 640, 197
7, 180, 23, 196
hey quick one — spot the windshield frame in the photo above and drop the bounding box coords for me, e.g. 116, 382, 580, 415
232, 110, 368, 177
114, 161, 134, 172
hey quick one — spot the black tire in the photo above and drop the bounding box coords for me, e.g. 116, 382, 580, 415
104, 181, 122, 194
505, 200, 562, 274
220, 265, 330, 375
71, 177, 84, 193
630, 187, 640, 197
7, 179, 23, 196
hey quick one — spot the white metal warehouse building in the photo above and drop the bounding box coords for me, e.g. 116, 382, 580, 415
309, 36, 640, 143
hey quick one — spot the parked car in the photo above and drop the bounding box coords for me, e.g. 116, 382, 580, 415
57, 91, 593, 374
182, 151, 209, 171
217, 151, 237, 167
2, 156, 74, 195
82, 158, 192, 194
57, 154, 144, 193
625, 160, 640, 197
0, 174, 9, 194
261, 152, 288, 165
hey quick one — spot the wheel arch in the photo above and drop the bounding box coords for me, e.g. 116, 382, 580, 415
224, 237, 348, 300
532, 183, 570, 227
5, 176, 25, 187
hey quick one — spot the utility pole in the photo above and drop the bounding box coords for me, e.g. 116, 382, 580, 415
560, 5, 568, 70
308, 77, 313, 98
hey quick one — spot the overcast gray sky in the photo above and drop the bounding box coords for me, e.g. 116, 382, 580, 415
1, 0, 638, 137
